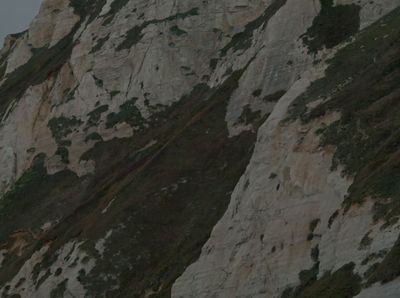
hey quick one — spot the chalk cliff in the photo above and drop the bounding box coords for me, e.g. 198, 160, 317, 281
0, 0, 399, 297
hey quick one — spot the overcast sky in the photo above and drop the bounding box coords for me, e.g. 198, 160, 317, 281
0, 0, 42, 46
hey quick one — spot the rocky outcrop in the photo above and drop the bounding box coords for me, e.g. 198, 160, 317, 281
0, 0, 399, 297
174, 2, 400, 297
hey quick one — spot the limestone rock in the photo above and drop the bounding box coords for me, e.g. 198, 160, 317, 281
0, 0, 399, 297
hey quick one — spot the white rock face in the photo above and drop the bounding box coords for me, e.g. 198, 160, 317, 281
4, 34, 32, 75
2, 241, 96, 298
172, 1, 400, 297
0, 0, 400, 296
356, 279, 400, 298
1, 0, 280, 191
0, 0, 397, 193
0, 147, 16, 195
172, 68, 400, 297
28, 0, 80, 48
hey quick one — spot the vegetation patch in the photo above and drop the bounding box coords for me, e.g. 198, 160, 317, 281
0, 154, 46, 212
311, 245, 319, 262
19, 64, 265, 298
209, 58, 218, 70
110, 90, 120, 99
79, 69, 257, 296
299, 262, 320, 290
85, 132, 103, 143
301, 0, 361, 54
283, 263, 361, 298
48, 116, 83, 144
359, 231, 373, 250
308, 218, 320, 241
0, 154, 80, 242
0, 157, 82, 288
93, 75, 104, 88
328, 210, 339, 228
56, 147, 70, 164
101, 0, 130, 25
106, 98, 145, 129
87, 105, 109, 127
0, 64, 7, 81
170, 25, 187, 36
90, 34, 110, 53
69, 0, 107, 21
286, 8, 400, 224
235, 105, 262, 126
65, 86, 78, 103
116, 8, 199, 51
116, 26, 144, 50
0, 2, 251, 297
366, 235, 400, 286
263, 90, 286, 102
361, 250, 387, 266
69, 0, 88, 16
0, 47, 12, 81
252, 89, 262, 97
50, 279, 67, 298
0, 34, 260, 298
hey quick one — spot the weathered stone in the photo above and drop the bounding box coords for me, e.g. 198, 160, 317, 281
0, 0, 399, 297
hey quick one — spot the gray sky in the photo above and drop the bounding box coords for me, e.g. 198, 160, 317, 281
0, 0, 42, 46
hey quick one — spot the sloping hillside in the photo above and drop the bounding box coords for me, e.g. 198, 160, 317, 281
0, 0, 399, 297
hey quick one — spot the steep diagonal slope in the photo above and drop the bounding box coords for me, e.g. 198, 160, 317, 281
0, 0, 297, 296
0, 0, 399, 297
173, 4, 400, 298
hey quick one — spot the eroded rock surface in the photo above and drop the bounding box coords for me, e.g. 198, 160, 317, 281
0, 0, 400, 297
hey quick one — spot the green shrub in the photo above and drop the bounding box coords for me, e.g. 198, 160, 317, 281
106, 98, 145, 129
48, 116, 83, 144
367, 235, 400, 285
56, 147, 69, 164
85, 132, 103, 142
283, 263, 361, 298
50, 279, 68, 298
87, 105, 109, 127
170, 25, 187, 36
301, 0, 361, 54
